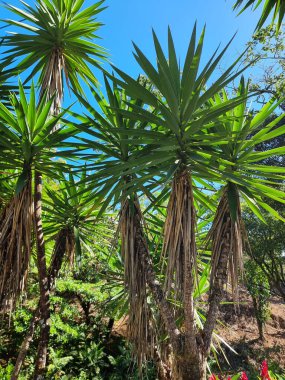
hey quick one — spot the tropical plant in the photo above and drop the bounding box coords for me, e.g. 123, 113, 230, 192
78, 24, 254, 378
0, 82, 76, 310
199, 78, 285, 362
2, 1, 107, 376
244, 260, 270, 340
98, 22, 285, 377
75, 79, 160, 371
11, 170, 112, 378
0, 82, 79, 380
3, 0, 107, 111
233, 0, 285, 30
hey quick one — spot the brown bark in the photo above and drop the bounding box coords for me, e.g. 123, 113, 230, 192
174, 357, 207, 380
131, 183, 210, 379
183, 173, 198, 359
10, 308, 41, 380
134, 208, 181, 353
153, 346, 172, 380
33, 170, 50, 380
252, 297, 264, 341
11, 229, 69, 379
203, 218, 231, 355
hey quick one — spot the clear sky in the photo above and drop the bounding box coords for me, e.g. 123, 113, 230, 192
98, 0, 262, 76
0, 0, 263, 105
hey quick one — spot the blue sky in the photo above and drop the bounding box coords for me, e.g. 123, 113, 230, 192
98, 0, 261, 77
0, 0, 263, 106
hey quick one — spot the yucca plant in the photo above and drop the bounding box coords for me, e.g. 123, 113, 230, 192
2, 2, 107, 376
74, 79, 162, 370
0, 82, 79, 379
102, 25, 251, 379
3, 0, 107, 112
234, 0, 285, 30
0, 82, 75, 309
44, 170, 112, 277
11, 170, 111, 379
202, 78, 285, 356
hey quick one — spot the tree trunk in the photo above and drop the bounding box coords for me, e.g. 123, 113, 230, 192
10, 308, 41, 380
203, 212, 231, 358
12, 228, 69, 379
131, 188, 209, 378
153, 346, 172, 380
252, 297, 264, 341
133, 207, 181, 353
33, 170, 50, 380
174, 357, 207, 380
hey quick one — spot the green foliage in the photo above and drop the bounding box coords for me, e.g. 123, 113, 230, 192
234, 0, 285, 30
243, 201, 285, 300
0, 257, 154, 379
1, 0, 285, 378
244, 25, 285, 110
0, 363, 14, 380
3, 0, 107, 93
245, 260, 270, 338
0, 82, 79, 180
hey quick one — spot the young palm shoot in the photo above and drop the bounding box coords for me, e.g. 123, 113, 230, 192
203, 78, 285, 355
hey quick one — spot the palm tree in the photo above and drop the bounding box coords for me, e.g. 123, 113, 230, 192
234, 0, 285, 30
75, 79, 161, 370
3, 0, 107, 112
0, 82, 79, 378
3, 1, 107, 376
11, 170, 109, 379
102, 25, 250, 379
202, 78, 285, 356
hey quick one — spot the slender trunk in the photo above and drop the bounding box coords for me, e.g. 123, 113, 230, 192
134, 208, 181, 353
203, 184, 243, 360
10, 309, 41, 380
252, 297, 264, 341
12, 228, 69, 379
182, 173, 198, 359
48, 228, 71, 290
203, 223, 230, 354
33, 170, 50, 380
131, 174, 208, 378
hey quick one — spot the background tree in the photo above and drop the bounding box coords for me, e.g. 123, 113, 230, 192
244, 259, 270, 341
243, 200, 285, 301
242, 25, 285, 111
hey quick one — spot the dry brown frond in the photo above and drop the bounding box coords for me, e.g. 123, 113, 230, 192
0, 180, 33, 312
40, 49, 65, 119
162, 170, 197, 303
119, 196, 154, 371
49, 227, 75, 289
208, 186, 244, 300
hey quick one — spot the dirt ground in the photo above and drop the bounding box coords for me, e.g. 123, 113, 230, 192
113, 288, 285, 377
216, 289, 285, 376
